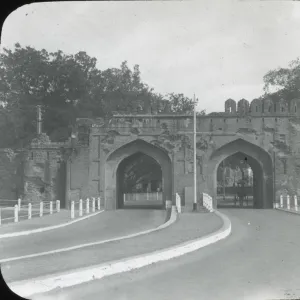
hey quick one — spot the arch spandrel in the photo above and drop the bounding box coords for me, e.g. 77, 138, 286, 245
210, 138, 269, 164
104, 138, 172, 163
207, 136, 261, 157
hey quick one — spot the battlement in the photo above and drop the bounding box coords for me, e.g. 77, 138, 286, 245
74, 96, 300, 139
224, 97, 300, 117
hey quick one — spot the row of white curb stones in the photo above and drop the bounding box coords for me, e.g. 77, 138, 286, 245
0, 205, 178, 264
8, 209, 231, 299
0, 210, 105, 240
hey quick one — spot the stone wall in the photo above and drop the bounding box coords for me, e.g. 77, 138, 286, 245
23, 135, 71, 205
71, 96, 300, 209
8, 97, 299, 209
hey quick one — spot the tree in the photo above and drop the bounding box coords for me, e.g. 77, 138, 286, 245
0, 43, 204, 148
263, 58, 300, 93
122, 153, 162, 192
166, 93, 205, 115
0, 44, 98, 143
263, 57, 300, 101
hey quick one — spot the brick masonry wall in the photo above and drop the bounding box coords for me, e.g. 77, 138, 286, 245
69, 147, 90, 200
23, 147, 65, 204
83, 111, 300, 207
4, 99, 299, 208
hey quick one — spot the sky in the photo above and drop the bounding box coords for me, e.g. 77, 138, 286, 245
1, 0, 300, 113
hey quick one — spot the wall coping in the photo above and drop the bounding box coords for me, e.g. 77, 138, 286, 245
77, 114, 295, 122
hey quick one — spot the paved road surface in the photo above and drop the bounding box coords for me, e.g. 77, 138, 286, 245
36, 209, 300, 300
0, 210, 166, 260
2, 212, 222, 282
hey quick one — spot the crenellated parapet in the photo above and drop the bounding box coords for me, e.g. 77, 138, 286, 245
237, 98, 250, 115
223, 96, 300, 116
225, 98, 236, 114
262, 97, 273, 114
249, 98, 262, 116
289, 98, 300, 116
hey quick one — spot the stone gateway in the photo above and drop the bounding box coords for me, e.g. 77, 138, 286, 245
62, 98, 300, 211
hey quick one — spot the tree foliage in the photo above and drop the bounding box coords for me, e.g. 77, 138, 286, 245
122, 153, 162, 192
263, 57, 300, 101
263, 58, 300, 93
0, 43, 201, 148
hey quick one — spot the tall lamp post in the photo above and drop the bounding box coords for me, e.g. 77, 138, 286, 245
223, 160, 226, 201
37, 105, 42, 134
193, 95, 197, 211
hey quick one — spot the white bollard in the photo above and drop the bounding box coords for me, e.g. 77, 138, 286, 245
50, 201, 53, 215
0, 208, 2, 225
123, 194, 125, 203
165, 200, 172, 210
28, 203, 32, 219
56, 200, 60, 212
14, 204, 19, 223
280, 195, 283, 208
71, 201, 75, 219
287, 195, 290, 210
92, 197, 95, 213
79, 199, 83, 217
18, 198, 21, 211
86, 198, 90, 214
97, 197, 100, 210
40, 201, 43, 217
295, 195, 298, 211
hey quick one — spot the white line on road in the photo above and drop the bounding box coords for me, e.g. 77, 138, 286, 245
0, 208, 177, 264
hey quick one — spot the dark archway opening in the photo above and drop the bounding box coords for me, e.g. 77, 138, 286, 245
116, 152, 163, 209
216, 152, 264, 209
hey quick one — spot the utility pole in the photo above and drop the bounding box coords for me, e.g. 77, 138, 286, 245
193, 94, 197, 212
37, 105, 42, 134
223, 160, 226, 201
273, 128, 276, 207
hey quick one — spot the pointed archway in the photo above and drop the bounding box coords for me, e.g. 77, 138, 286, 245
105, 139, 172, 210
116, 152, 163, 209
207, 139, 274, 209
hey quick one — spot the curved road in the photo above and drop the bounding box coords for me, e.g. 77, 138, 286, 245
0, 210, 166, 261
34, 209, 300, 300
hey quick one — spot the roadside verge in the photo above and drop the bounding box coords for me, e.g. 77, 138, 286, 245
275, 207, 300, 216
0, 210, 104, 239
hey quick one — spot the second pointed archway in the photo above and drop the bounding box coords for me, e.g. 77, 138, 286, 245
207, 139, 274, 209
